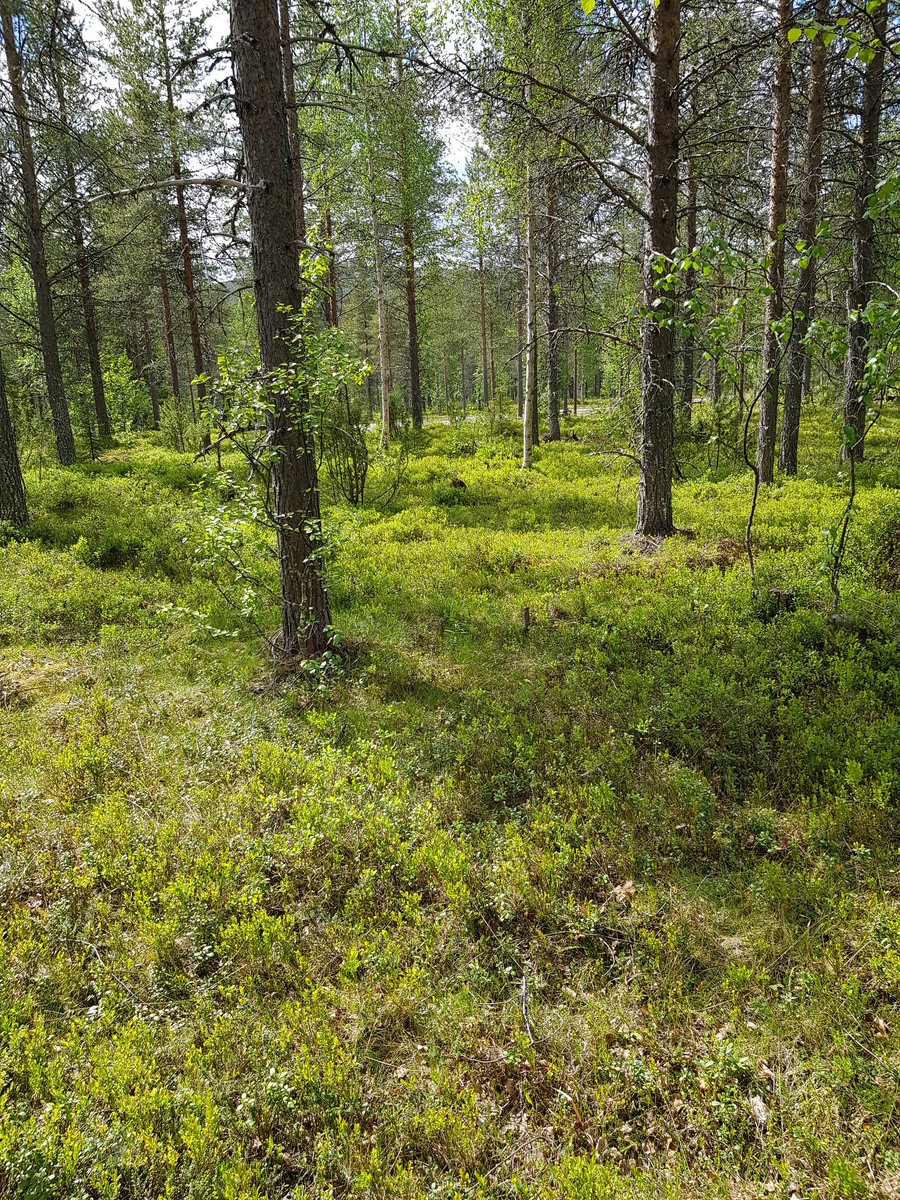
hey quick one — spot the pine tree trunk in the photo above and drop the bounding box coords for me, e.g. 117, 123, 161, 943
159, 261, 181, 401
324, 203, 339, 327
141, 304, 160, 429
780, 0, 828, 474
756, 0, 793, 484
230, 0, 331, 656
572, 341, 578, 417
0, 0, 75, 466
50, 55, 110, 439
367, 145, 392, 446
636, 0, 680, 535
479, 252, 490, 413
678, 150, 697, 430
277, 0, 307, 249
522, 164, 537, 469
490, 316, 496, 404
546, 187, 561, 441
403, 210, 423, 429
159, 5, 207, 417
460, 342, 466, 414
0, 351, 27, 527
516, 307, 524, 419
843, 0, 887, 463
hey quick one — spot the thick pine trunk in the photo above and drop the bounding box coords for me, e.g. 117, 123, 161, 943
230, 0, 331, 656
756, 0, 793, 484
636, 0, 680, 535
843, 0, 887, 463
546, 186, 561, 441
0, 352, 27, 527
277, 0, 307, 249
1, 0, 75, 465
780, 0, 828, 474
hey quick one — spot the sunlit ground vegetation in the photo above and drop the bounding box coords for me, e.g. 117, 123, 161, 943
2, 402, 900, 1199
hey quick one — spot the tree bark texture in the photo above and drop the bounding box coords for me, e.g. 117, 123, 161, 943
0, 0, 75, 465
0, 352, 27, 527
636, 0, 680, 535
230, 0, 332, 656
843, 0, 887, 463
756, 0, 793, 484
277, 0, 307, 248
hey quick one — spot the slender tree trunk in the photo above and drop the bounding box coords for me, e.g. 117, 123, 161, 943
230, 0, 331, 656
516, 307, 524, 419
442, 347, 449, 414
50, 52, 110, 439
159, 261, 181, 401
0, 0, 75, 465
460, 342, 466, 414
573, 341, 578, 418
490, 316, 496, 405
843, 0, 887, 463
367, 144, 391, 445
679, 148, 697, 430
479, 252, 490, 413
522, 164, 537, 468
0, 351, 27, 526
141, 303, 160, 429
403, 209, 423, 429
636, 0, 680, 534
324, 203, 339, 327
780, 0, 828, 473
277, 0, 307, 248
158, 3, 207, 417
737, 252, 749, 416
756, 0, 793, 483
546, 185, 561, 441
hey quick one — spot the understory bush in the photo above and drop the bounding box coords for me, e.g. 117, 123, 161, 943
0, 405, 898, 1198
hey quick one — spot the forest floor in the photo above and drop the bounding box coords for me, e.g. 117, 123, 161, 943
2, 403, 900, 1199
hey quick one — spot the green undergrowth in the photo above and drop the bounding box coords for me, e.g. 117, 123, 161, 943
0, 404, 899, 1199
